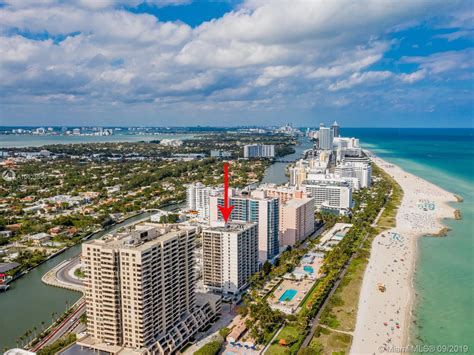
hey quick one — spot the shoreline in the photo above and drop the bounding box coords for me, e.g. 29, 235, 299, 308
351, 155, 458, 354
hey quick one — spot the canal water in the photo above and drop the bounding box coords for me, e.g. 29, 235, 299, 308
0, 137, 312, 349
261, 137, 314, 184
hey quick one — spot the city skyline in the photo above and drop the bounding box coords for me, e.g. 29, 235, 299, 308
0, 1, 473, 127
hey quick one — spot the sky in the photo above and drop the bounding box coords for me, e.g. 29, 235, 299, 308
0, 0, 473, 127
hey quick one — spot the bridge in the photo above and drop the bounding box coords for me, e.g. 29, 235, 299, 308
274, 159, 297, 163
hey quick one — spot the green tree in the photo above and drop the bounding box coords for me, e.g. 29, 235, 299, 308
262, 260, 272, 275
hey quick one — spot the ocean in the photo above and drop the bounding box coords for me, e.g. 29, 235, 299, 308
343, 128, 474, 351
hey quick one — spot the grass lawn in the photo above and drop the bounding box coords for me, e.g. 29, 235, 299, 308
309, 326, 352, 355
373, 165, 403, 232
266, 325, 302, 355
318, 247, 370, 332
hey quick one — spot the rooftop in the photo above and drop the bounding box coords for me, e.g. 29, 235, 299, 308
84, 222, 197, 251
29, 232, 51, 239
284, 197, 314, 208
204, 221, 257, 233
0, 262, 20, 273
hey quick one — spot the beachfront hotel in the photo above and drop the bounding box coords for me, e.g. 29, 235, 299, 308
78, 223, 220, 355
335, 160, 372, 188
201, 222, 259, 298
302, 179, 353, 215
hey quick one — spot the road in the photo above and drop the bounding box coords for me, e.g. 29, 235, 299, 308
31, 299, 86, 352
56, 256, 83, 286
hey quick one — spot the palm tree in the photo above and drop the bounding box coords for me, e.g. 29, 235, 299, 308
25, 330, 31, 345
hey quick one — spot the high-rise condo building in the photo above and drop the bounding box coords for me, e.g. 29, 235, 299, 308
210, 190, 279, 261
318, 127, 334, 150
243, 144, 275, 158
257, 184, 314, 245
280, 197, 315, 246
202, 222, 259, 298
79, 223, 220, 355
186, 182, 222, 220
289, 164, 308, 188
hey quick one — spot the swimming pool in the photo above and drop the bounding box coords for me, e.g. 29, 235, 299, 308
304, 265, 314, 273
279, 288, 297, 302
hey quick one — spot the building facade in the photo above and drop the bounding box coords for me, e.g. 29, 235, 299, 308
210, 150, 232, 158
210, 190, 279, 261
318, 127, 334, 150
243, 144, 275, 158
80, 223, 219, 354
202, 222, 259, 297
302, 180, 352, 214
186, 183, 222, 220
335, 161, 371, 188
280, 197, 315, 246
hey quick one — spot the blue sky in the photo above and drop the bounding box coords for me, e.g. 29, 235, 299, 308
0, 0, 473, 127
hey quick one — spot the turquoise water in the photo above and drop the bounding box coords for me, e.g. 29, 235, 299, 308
344, 128, 474, 350
279, 289, 298, 302
303, 266, 314, 273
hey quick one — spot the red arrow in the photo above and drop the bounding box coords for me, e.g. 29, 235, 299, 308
218, 162, 234, 223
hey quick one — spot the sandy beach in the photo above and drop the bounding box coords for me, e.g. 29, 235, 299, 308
350, 156, 458, 355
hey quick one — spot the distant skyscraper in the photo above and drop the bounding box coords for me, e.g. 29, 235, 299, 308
318, 126, 334, 150
331, 121, 340, 138
243, 144, 275, 158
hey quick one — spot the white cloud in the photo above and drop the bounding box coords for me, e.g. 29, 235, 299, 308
329, 71, 394, 91
0, 0, 471, 123
434, 30, 473, 42
399, 69, 426, 83
402, 49, 474, 75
